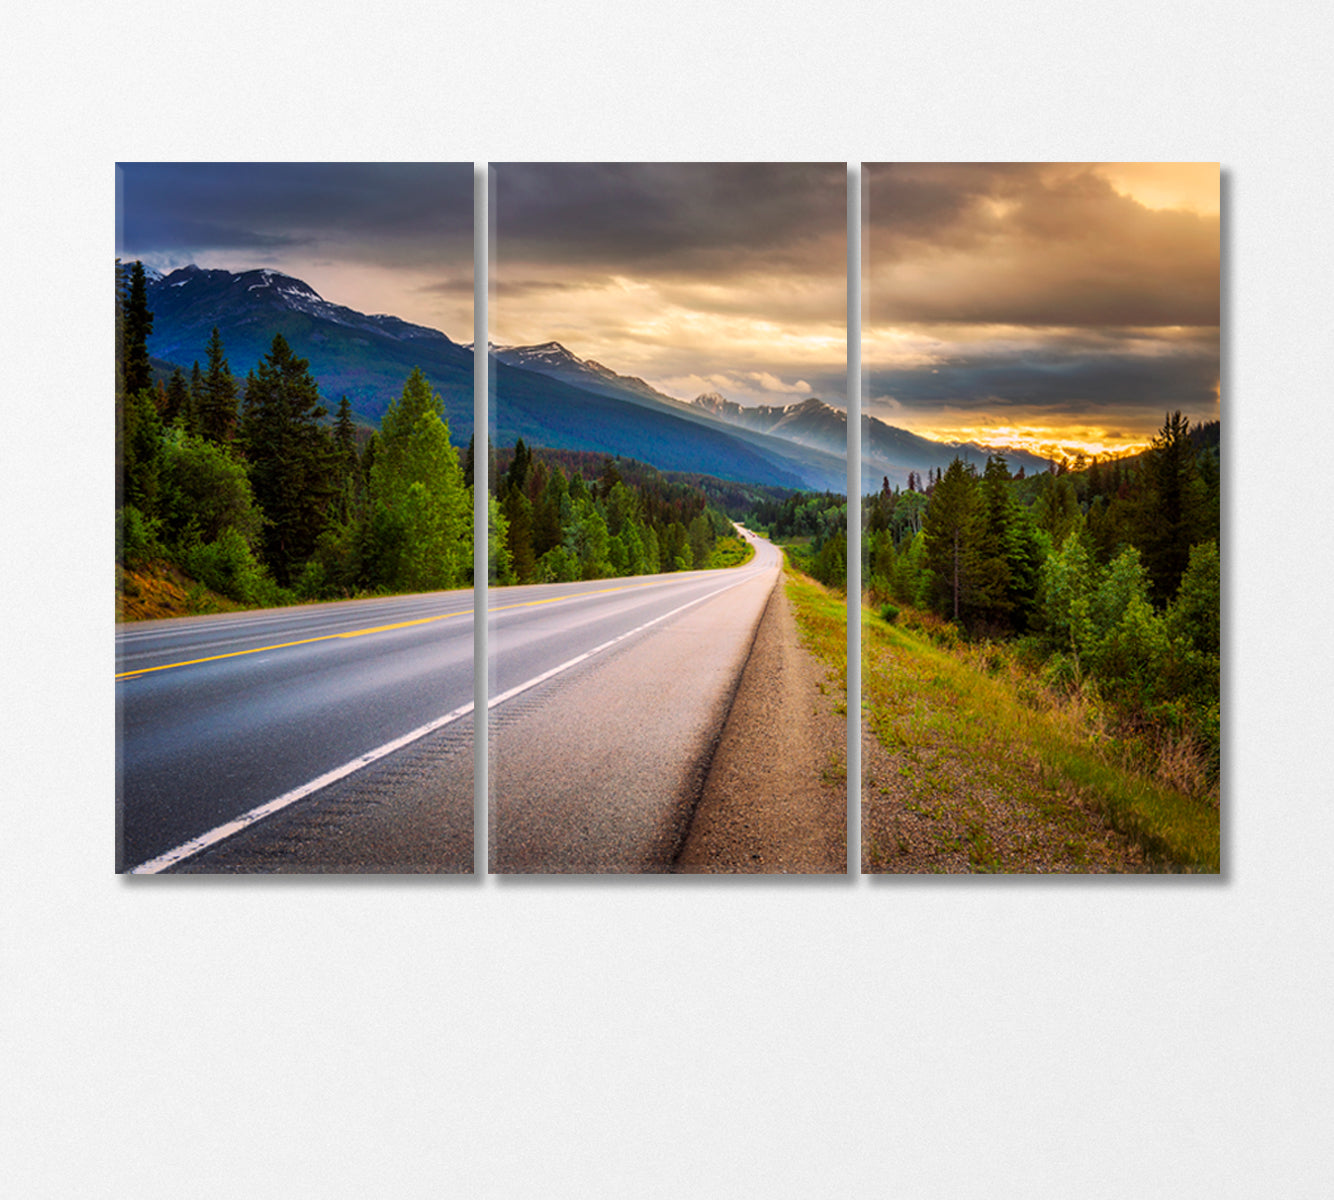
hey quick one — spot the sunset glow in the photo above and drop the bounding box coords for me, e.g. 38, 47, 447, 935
864, 162, 1220, 460
491, 164, 848, 409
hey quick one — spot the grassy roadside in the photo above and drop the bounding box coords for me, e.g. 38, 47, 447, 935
117, 561, 246, 621
782, 555, 848, 698
861, 604, 1220, 874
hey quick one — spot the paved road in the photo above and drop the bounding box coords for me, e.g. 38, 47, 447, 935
116, 591, 476, 872
487, 529, 780, 872
117, 528, 780, 874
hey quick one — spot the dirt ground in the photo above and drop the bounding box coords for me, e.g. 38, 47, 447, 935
675, 581, 848, 874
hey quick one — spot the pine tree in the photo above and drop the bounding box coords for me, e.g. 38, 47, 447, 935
188, 362, 204, 434
239, 333, 336, 585
502, 488, 536, 582
163, 367, 191, 427
970, 455, 1016, 628
922, 458, 980, 622
199, 327, 239, 443
117, 260, 154, 398
1139, 411, 1203, 606
334, 396, 358, 471
370, 368, 469, 591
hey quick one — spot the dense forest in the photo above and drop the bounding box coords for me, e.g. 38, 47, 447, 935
863, 420, 1222, 776
116, 259, 479, 610
487, 443, 751, 583
115, 260, 763, 613
746, 490, 849, 590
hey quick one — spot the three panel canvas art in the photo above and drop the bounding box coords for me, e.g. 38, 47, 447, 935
115, 162, 1221, 875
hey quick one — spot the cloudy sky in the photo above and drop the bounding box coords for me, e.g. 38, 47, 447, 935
864, 162, 1220, 458
116, 163, 474, 337
490, 163, 848, 408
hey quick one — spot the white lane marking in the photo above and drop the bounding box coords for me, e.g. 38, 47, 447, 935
127, 699, 476, 875
487, 568, 769, 711
128, 564, 773, 875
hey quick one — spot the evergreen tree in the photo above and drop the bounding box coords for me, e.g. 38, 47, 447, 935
533, 465, 567, 557
511, 439, 533, 493
333, 397, 358, 474
502, 488, 536, 583
188, 362, 204, 434
370, 368, 469, 591
199, 327, 239, 443
117, 260, 154, 398
163, 367, 191, 427
1139, 411, 1203, 606
922, 458, 980, 622
239, 333, 336, 585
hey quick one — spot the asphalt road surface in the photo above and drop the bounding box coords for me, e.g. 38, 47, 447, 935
487, 529, 780, 872
116, 590, 476, 873
116, 529, 780, 874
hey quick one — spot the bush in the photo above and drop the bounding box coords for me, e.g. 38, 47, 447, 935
116, 505, 163, 567
1040, 651, 1081, 694
181, 526, 287, 608
159, 431, 263, 548
878, 602, 899, 624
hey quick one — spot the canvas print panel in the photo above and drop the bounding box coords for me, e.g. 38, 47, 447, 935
486, 162, 849, 874
860, 162, 1221, 874
115, 162, 476, 874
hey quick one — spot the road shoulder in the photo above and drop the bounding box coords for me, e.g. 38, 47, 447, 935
675, 573, 848, 874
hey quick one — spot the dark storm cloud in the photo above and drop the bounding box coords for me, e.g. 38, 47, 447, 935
117, 162, 472, 265
866, 342, 1219, 423
492, 162, 846, 275
485, 278, 592, 298
863, 162, 1219, 328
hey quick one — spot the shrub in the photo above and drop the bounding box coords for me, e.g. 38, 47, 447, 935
116, 505, 163, 567
879, 602, 899, 624
181, 526, 286, 608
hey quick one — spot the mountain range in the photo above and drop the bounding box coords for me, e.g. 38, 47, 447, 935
141, 264, 1048, 493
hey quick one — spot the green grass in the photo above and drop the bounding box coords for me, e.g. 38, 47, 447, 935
709, 535, 756, 569
862, 605, 1220, 873
784, 563, 848, 690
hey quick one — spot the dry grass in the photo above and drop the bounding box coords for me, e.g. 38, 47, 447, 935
117, 561, 242, 622
862, 603, 1219, 873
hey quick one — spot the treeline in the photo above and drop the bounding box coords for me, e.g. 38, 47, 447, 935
747, 490, 849, 591
489, 441, 744, 583
864, 413, 1221, 771
115, 260, 475, 608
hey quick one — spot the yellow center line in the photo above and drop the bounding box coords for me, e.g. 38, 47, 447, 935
115, 611, 469, 679
114, 579, 669, 680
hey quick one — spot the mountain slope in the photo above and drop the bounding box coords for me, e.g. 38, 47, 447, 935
490, 358, 818, 489
145, 266, 475, 443
692, 391, 1050, 488
140, 264, 1045, 492
490, 341, 848, 490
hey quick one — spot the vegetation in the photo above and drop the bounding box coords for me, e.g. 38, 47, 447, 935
116, 260, 760, 618
861, 602, 1220, 872
862, 421, 1221, 839
115, 261, 474, 616
487, 441, 750, 583
747, 490, 848, 591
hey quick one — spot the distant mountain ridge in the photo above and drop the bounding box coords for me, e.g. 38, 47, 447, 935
690, 388, 1050, 486
144, 265, 475, 443
139, 262, 1047, 490
491, 341, 695, 412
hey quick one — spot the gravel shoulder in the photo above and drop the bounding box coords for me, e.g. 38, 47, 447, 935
675, 577, 848, 874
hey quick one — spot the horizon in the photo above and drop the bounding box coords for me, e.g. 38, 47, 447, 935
134, 256, 1221, 465
863, 162, 1221, 460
